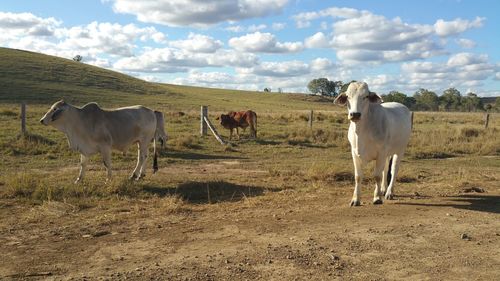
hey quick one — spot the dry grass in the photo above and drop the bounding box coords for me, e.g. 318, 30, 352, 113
0, 102, 498, 207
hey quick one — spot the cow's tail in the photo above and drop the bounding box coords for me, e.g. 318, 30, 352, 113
153, 138, 158, 173
154, 111, 167, 150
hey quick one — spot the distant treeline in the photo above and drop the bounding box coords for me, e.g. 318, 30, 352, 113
306, 78, 499, 112
382, 88, 499, 112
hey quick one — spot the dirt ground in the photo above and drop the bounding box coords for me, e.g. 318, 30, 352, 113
1, 160, 499, 281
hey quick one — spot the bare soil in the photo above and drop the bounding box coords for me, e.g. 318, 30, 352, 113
1, 161, 499, 281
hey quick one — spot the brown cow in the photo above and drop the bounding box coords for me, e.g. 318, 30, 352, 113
216, 110, 257, 140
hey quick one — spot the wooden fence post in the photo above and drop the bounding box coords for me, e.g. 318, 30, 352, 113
200, 105, 208, 136
484, 113, 490, 129
411, 111, 414, 129
308, 110, 313, 129
204, 116, 226, 145
21, 102, 26, 135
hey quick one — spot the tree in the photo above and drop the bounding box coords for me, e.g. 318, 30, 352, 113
263, 87, 271, 93
414, 88, 439, 111
461, 92, 483, 112
73, 55, 83, 62
307, 78, 341, 96
383, 91, 407, 103
440, 88, 462, 111
495, 97, 500, 112
382, 91, 416, 109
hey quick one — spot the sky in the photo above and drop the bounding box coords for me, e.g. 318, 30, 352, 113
1, 0, 499, 97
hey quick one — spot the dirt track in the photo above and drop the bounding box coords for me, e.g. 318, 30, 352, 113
1, 162, 499, 281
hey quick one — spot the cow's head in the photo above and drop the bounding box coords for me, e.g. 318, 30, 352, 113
40, 100, 68, 125
334, 82, 382, 122
216, 114, 233, 128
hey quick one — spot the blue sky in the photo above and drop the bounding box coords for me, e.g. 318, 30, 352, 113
1, 0, 499, 96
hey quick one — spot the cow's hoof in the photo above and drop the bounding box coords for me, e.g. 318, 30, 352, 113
138, 174, 146, 180
74, 178, 82, 184
385, 193, 394, 200
129, 174, 138, 180
349, 200, 361, 207
373, 198, 383, 205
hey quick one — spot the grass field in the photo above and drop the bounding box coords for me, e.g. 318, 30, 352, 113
0, 48, 499, 280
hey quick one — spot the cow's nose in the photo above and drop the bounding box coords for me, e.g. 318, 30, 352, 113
349, 112, 361, 120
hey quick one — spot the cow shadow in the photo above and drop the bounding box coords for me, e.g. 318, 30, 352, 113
160, 149, 247, 161
254, 139, 281, 145
142, 181, 278, 204
396, 194, 500, 214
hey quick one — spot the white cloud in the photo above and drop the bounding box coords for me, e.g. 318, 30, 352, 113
229, 32, 303, 53
272, 22, 286, 31
456, 38, 476, 49
292, 7, 363, 28
0, 11, 61, 39
304, 32, 330, 48
57, 21, 166, 57
170, 33, 223, 53
109, 0, 289, 27
225, 25, 245, 32
434, 17, 484, 37
248, 24, 267, 32
447, 52, 488, 66
332, 16, 433, 50
1, 13, 167, 60
246, 60, 309, 77
113, 47, 260, 73
309, 58, 335, 72
206, 49, 260, 68
113, 48, 202, 73
292, 7, 488, 64
398, 53, 496, 91
225, 23, 283, 33
495, 73, 500, 81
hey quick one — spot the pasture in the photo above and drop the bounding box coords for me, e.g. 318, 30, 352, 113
0, 48, 499, 280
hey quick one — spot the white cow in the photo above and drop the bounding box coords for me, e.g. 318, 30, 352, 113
334, 82, 412, 206
40, 100, 167, 183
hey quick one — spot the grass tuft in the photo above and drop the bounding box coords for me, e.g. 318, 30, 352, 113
170, 135, 202, 150
1, 172, 40, 198
0, 109, 17, 116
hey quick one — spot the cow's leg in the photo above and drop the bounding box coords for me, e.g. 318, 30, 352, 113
229, 128, 233, 140
137, 141, 149, 179
373, 156, 385, 204
75, 154, 88, 184
102, 148, 112, 182
350, 154, 363, 207
236, 127, 240, 140
380, 156, 391, 196
385, 154, 401, 200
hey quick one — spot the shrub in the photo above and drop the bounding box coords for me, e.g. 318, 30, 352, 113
460, 127, 480, 138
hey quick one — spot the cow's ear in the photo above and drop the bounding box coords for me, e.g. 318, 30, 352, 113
334, 93, 348, 106
368, 92, 382, 104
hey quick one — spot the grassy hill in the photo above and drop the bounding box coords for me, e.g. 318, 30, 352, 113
0, 47, 335, 112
